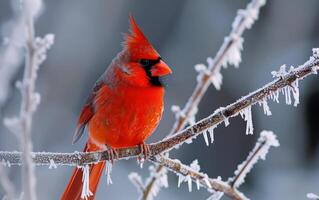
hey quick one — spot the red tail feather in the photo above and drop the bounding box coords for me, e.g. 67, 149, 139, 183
61, 144, 105, 200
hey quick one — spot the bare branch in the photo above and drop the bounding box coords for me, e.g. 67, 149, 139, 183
0, 49, 317, 167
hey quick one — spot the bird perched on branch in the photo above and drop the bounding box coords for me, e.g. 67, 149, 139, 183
61, 15, 172, 200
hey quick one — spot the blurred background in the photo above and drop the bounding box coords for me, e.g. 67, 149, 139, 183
0, 0, 319, 199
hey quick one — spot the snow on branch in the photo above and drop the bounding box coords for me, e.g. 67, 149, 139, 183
149, 156, 246, 200
228, 131, 279, 188
0, 49, 318, 167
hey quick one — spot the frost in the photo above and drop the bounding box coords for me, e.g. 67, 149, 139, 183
203, 131, 209, 146
137, 158, 145, 169
222, 35, 243, 68
48, 159, 57, 169
128, 172, 144, 194
177, 160, 201, 192
239, 106, 254, 135
203, 174, 212, 188
202, 127, 215, 146
207, 127, 215, 144
312, 48, 319, 58
171, 104, 198, 126
272, 65, 300, 106
80, 165, 93, 200
229, 131, 279, 187
145, 166, 168, 200
258, 99, 272, 116
207, 191, 224, 200
3, 117, 22, 135
307, 193, 319, 200
271, 64, 287, 78
195, 57, 223, 90
224, 117, 230, 127
105, 161, 113, 185
269, 90, 279, 103
232, 0, 266, 30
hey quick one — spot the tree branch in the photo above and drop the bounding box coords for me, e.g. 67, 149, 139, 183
143, 0, 267, 198
0, 165, 16, 200
149, 156, 247, 200
0, 49, 318, 167
228, 131, 279, 188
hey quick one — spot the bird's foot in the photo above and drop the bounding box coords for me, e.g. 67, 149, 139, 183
138, 143, 151, 159
106, 146, 118, 164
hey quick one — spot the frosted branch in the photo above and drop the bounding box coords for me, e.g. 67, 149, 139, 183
1, 0, 54, 200
144, 0, 267, 196
0, 166, 16, 200
129, 172, 145, 195
0, 49, 318, 167
149, 156, 247, 200
228, 131, 279, 188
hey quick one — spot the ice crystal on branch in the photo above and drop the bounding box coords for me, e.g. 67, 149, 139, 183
105, 162, 113, 185
229, 131, 279, 188
222, 35, 243, 68
177, 160, 201, 192
128, 172, 144, 194
239, 106, 254, 135
271, 65, 300, 106
144, 165, 168, 200
258, 99, 272, 116
80, 165, 93, 200
195, 58, 223, 90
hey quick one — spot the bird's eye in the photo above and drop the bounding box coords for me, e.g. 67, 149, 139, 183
139, 59, 151, 67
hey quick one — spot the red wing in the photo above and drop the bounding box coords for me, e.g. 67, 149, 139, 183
72, 79, 105, 144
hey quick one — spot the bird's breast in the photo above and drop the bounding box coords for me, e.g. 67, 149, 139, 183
88, 85, 164, 148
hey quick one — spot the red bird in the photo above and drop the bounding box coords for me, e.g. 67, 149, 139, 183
61, 16, 172, 200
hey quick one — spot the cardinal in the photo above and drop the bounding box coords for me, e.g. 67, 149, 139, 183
61, 16, 172, 200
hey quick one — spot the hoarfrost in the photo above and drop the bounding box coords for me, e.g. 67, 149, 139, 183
207, 191, 224, 200
229, 131, 279, 187
80, 165, 93, 200
258, 99, 272, 116
105, 161, 113, 185
239, 106, 253, 135
48, 159, 57, 169
145, 166, 168, 200
222, 35, 243, 68
203, 131, 209, 146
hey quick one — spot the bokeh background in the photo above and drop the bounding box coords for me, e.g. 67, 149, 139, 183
1, 0, 319, 199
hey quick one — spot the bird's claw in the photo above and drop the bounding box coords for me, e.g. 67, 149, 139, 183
106, 147, 118, 164
138, 143, 151, 160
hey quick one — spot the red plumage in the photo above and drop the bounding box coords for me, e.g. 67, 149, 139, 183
61, 15, 172, 200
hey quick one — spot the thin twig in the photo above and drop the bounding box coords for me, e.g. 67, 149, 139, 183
2, 1, 54, 200
143, 0, 267, 198
228, 131, 279, 188
0, 50, 318, 167
0, 166, 16, 200
149, 156, 246, 200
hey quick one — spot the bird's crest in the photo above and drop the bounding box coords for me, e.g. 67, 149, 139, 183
123, 15, 159, 60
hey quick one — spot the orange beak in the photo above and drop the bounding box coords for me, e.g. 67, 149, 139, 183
151, 60, 172, 77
